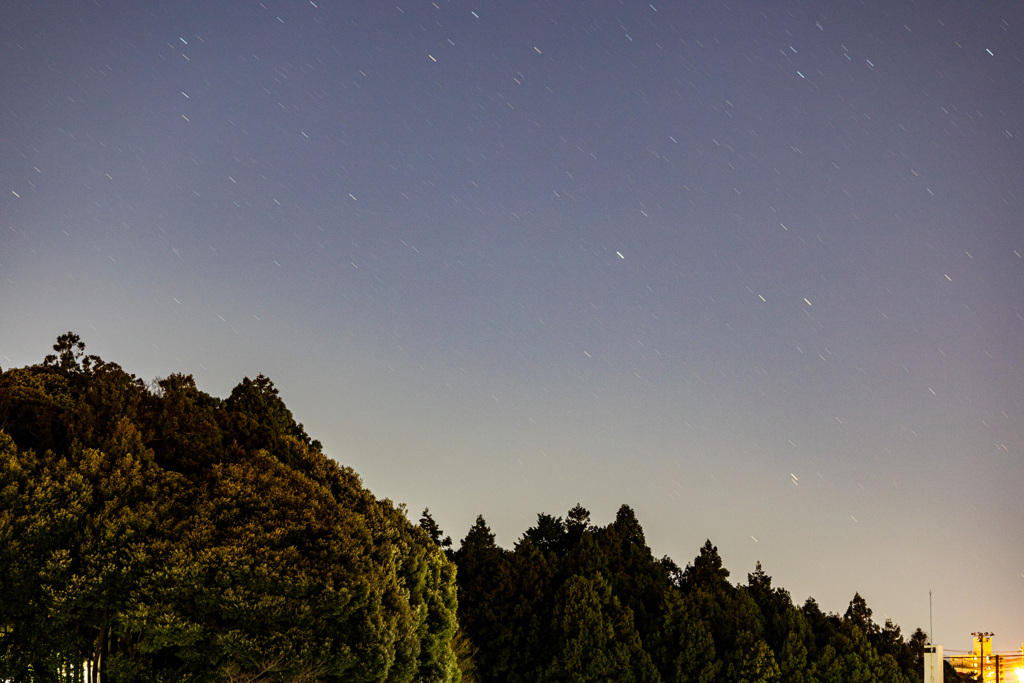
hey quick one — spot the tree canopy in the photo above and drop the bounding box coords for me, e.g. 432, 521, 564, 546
1, 334, 947, 683
446, 504, 936, 683
0, 334, 460, 682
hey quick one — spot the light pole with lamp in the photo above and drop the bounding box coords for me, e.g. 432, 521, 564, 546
972, 632, 994, 681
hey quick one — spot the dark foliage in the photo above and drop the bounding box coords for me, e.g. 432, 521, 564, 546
0, 334, 460, 682
2, 334, 937, 683
453, 507, 929, 683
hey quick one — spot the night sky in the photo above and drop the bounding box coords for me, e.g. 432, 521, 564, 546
2, 1, 1022, 653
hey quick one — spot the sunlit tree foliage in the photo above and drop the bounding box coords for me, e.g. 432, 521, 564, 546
0, 334, 460, 682
2, 334, 933, 683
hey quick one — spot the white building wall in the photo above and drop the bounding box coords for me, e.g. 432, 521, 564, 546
924, 644, 943, 683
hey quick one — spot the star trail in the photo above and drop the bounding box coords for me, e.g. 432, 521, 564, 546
2, 0, 1022, 651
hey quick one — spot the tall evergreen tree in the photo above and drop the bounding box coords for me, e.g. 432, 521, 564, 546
595, 504, 667, 642
681, 541, 731, 596
653, 590, 720, 683
564, 504, 591, 550
454, 516, 511, 682
420, 507, 454, 554
543, 574, 659, 683
523, 513, 567, 556
735, 639, 781, 683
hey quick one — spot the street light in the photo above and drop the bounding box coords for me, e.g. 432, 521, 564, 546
972, 632, 994, 681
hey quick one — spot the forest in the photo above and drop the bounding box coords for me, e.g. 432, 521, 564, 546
0, 334, 966, 682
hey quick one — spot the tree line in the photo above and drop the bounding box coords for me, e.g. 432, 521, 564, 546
0, 334, 966, 682
435, 505, 969, 683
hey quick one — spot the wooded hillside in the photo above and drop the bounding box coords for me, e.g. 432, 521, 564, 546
1, 334, 958, 682
1, 334, 459, 682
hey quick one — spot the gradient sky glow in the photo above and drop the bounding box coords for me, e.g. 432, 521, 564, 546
2, 1, 1023, 654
